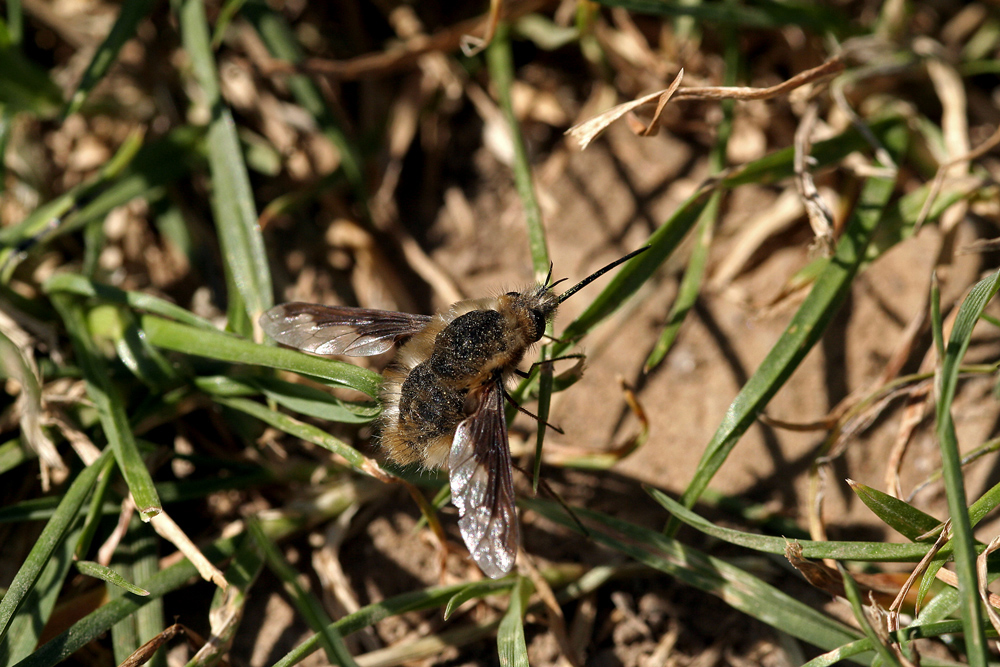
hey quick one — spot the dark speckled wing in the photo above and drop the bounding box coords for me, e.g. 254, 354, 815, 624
260, 302, 432, 356
449, 380, 519, 578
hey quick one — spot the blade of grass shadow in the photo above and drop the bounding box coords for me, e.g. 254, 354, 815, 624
0, 449, 112, 646
50, 295, 161, 518
646, 30, 735, 372
63, 0, 156, 117
139, 314, 381, 397
522, 497, 865, 658
670, 123, 907, 531
556, 188, 711, 348
178, 0, 271, 336
248, 519, 358, 667
933, 268, 1000, 666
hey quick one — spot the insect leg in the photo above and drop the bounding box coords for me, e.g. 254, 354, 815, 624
501, 385, 564, 434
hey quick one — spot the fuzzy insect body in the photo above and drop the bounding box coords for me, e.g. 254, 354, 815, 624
260, 247, 646, 578
381, 290, 555, 469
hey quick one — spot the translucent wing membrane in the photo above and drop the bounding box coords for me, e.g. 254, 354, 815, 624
450, 380, 520, 578
260, 303, 432, 356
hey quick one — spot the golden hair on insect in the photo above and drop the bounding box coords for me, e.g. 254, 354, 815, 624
261, 246, 648, 578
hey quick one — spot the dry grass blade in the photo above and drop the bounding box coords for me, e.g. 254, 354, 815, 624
917, 123, 1000, 230
565, 70, 684, 150
460, 0, 503, 56
794, 101, 835, 254
148, 511, 227, 590
977, 535, 1000, 640
567, 56, 844, 150
116, 623, 185, 667
887, 519, 950, 634
670, 55, 844, 101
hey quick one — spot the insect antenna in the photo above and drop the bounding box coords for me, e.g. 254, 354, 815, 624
556, 246, 649, 304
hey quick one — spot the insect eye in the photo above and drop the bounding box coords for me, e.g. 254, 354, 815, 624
505, 291, 519, 297
530, 309, 547, 341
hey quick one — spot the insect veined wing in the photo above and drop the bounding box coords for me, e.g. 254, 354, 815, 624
449, 380, 519, 579
260, 303, 432, 356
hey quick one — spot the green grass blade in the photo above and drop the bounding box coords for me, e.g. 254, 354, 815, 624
0, 438, 30, 476
5, 0, 22, 44
251, 376, 379, 424
211, 0, 248, 48
802, 618, 977, 667
0, 329, 50, 461
178, 0, 272, 335
838, 564, 902, 667
849, 481, 942, 540
109, 519, 164, 667
933, 268, 1000, 665
215, 396, 370, 472
0, 448, 112, 646
523, 497, 864, 656
672, 123, 907, 525
14, 536, 241, 667
722, 116, 902, 189
497, 577, 530, 667
45, 274, 215, 329
139, 314, 381, 397
591, 0, 850, 31
647, 487, 929, 561
75, 561, 150, 596
558, 187, 712, 347
0, 525, 83, 667
49, 295, 162, 518
0, 44, 63, 116
0, 127, 203, 271
63, 0, 156, 117
486, 23, 549, 278
444, 579, 515, 620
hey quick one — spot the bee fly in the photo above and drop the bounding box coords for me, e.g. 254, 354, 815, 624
260, 246, 648, 578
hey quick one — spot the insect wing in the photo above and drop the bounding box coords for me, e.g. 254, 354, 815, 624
449, 380, 519, 578
260, 303, 432, 356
